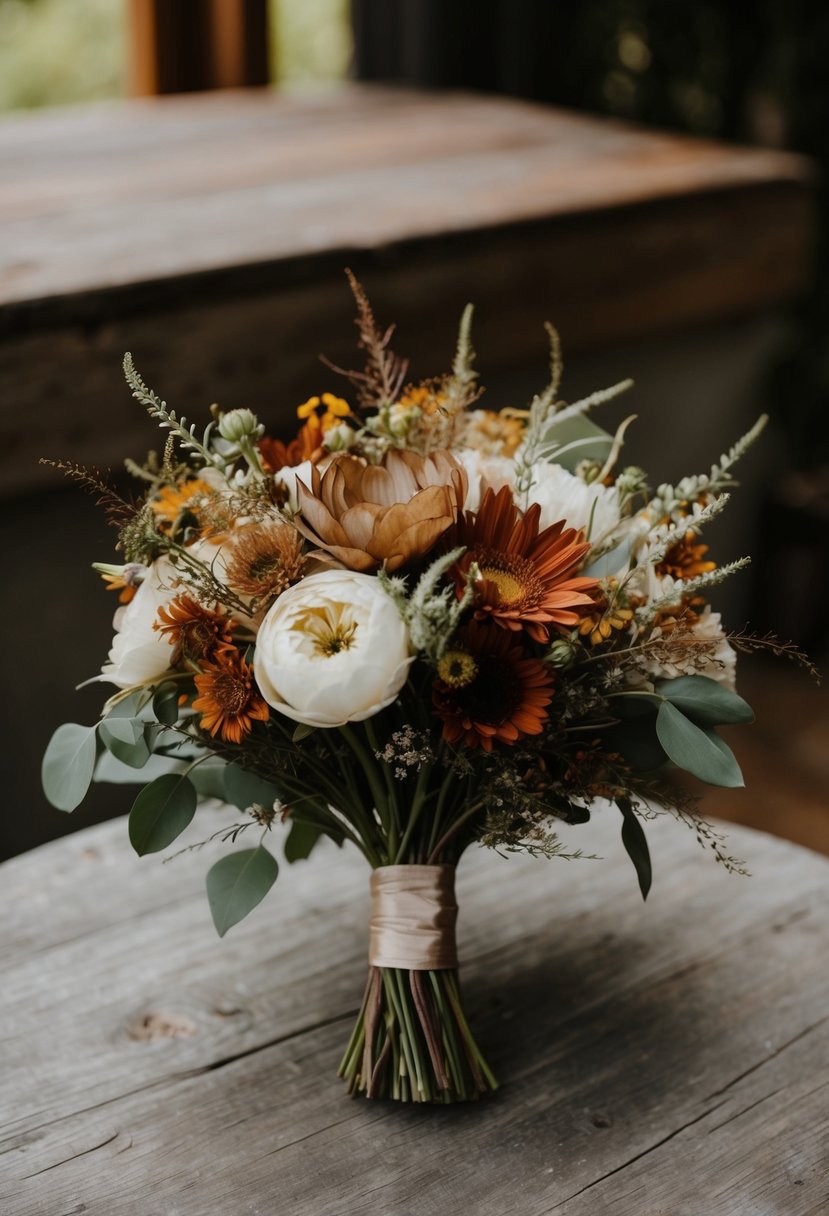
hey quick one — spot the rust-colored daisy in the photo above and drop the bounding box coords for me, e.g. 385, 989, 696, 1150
154, 594, 235, 664
295, 449, 467, 573
656, 531, 717, 581
223, 520, 305, 604
433, 623, 554, 751
192, 649, 269, 744
151, 478, 214, 528
449, 485, 599, 643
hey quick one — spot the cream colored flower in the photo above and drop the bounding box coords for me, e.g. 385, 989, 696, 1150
253, 570, 412, 727
526, 461, 621, 542
101, 558, 178, 688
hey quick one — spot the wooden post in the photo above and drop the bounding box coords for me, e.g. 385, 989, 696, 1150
127, 0, 270, 96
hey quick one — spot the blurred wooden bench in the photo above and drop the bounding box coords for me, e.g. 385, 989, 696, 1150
1, 806, 826, 1213
0, 85, 813, 497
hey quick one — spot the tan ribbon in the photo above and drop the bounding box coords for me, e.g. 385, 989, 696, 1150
368, 864, 458, 970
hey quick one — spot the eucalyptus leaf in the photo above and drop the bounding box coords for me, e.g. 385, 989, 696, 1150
617, 797, 652, 900
42, 723, 98, 812
655, 675, 755, 726
206, 846, 279, 936
284, 819, 323, 863
224, 764, 282, 814
99, 718, 151, 769
541, 414, 613, 473
655, 702, 744, 787
292, 723, 317, 742
190, 758, 229, 802
129, 773, 198, 855
152, 682, 180, 727
95, 751, 182, 785
583, 539, 632, 580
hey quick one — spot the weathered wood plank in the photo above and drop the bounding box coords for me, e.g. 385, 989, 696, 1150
1, 806, 827, 1214
0, 86, 814, 496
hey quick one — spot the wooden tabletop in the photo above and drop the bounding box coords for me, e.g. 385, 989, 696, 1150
1, 805, 827, 1215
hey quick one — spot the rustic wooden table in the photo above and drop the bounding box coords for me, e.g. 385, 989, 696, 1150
1, 805, 827, 1215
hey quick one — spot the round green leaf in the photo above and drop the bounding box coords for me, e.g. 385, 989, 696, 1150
206, 846, 278, 937
42, 723, 98, 812
152, 682, 180, 727
655, 675, 754, 726
99, 718, 151, 769
284, 819, 323, 864
655, 702, 744, 787
224, 764, 282, 814
129, 773, 197, 856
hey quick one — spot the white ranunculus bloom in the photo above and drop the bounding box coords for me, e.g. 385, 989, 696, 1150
101, 558, 178, 688
455, 449, 516, 513
254, 570, 412, 727
526, 461, 621, 541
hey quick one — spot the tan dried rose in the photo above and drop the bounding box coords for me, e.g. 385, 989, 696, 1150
295, 450, 467, 572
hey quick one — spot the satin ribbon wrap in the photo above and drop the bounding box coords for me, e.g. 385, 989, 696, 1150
368, 864, 458, 970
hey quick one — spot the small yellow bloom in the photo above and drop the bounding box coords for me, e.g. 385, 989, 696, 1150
296, 396, 322, 419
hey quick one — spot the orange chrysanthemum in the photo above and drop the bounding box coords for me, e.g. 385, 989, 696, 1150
151, 478, 214, 527
433, 623, 554, 751
656, 531, 717, 581
449, 486, 599, 643
154, 594, 235, 664
222, 520, 305, 604
192, 649, 269, 744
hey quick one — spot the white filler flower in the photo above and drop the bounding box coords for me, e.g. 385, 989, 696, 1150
526, 462, 620, 541
101, 558, 178, 688
254, 570, 412, 727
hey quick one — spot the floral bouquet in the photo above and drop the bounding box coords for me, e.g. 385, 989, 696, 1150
43, 274, 798, 1104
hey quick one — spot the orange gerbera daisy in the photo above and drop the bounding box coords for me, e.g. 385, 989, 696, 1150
151, 478, 214, 527
154, 594, 235, 664
449, 486, 599, 643
193, 649, 269, 744
433, 623, 554, 751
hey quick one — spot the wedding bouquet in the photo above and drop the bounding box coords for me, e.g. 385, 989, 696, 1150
43, 274, 791, 1103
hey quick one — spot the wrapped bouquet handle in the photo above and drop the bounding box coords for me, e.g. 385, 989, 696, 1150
339, 861, 496, 1103
369, 864, 458, 970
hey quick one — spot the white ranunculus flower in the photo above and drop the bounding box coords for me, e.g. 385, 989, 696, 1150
526, 461, 621, 541
101, 558, 178, 688
253, 570, 412, 727
455, 449, 516, 513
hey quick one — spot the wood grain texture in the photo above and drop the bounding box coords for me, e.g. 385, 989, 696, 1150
1, 805, 827, 1215
0, 86, 815, 497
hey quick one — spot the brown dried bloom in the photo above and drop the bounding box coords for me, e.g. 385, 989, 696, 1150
223, 519, 305, 604
294, 449, 467, 572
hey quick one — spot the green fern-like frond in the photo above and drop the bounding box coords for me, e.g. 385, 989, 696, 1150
123, 353, 223, 470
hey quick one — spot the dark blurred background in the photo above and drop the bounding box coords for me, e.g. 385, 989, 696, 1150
0, 0, 826, 861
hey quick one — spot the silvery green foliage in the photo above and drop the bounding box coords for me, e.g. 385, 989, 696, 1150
123, 353, 226, 472
645, 493, 732, 567
379, 547, 475, 663
637, 557, 752, 623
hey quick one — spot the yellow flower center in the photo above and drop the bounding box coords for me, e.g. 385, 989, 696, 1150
437, 650, 478, 688
293, 603, 358, 658
480, 566, 526, 605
